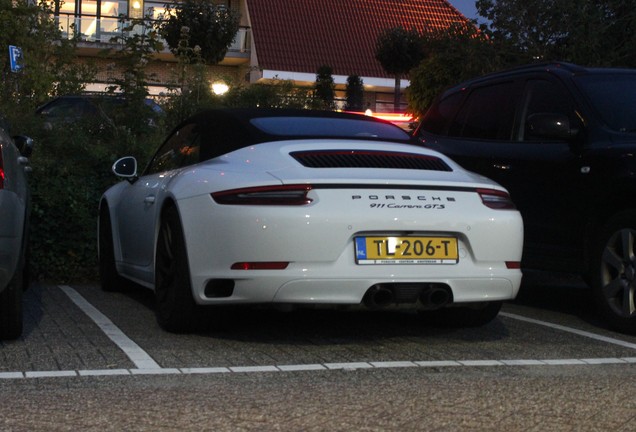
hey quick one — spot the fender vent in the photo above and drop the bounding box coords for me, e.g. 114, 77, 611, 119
291, 150, 452, 171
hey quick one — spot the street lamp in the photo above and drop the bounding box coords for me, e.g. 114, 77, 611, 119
212, 81, 229, 96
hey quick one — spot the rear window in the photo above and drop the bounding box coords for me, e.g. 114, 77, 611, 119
250, 117, 410, 141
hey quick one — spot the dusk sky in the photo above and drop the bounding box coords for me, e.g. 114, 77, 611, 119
448, 0, 479, 20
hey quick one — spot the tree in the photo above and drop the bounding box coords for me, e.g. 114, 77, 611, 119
314, 65, 335, 110
163, 26, 223, 128
345, 75, 364, 111
104, 17, 164, 132
476, 0, 636, 67
375, 26, 427, 110
159, 1, 240, 65
0, 0, 94, 124
407, 23, 499, 117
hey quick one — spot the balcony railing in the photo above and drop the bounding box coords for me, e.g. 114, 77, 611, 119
54, 13, 250, 54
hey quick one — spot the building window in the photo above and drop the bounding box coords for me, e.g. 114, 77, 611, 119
129, 0, 143, 18
97, 0, 124, 36
144, 1, 166, 20
101, 0, 126, 17
52, 0, 76, 37
77, 0, 98, 39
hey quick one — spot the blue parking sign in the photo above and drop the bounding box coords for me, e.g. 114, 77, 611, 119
9, 45, 23, 73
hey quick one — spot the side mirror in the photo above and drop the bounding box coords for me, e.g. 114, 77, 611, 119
112, 156, 138, 181
526, 113, 577, 140
13, 135, 34, 158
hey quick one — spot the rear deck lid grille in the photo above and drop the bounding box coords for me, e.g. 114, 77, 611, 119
290, 150, 452, 171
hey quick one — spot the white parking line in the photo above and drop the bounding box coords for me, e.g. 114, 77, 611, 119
499, 312, 636, 350
2, 357, 636, 380
58, 285, 161, 370
3, 287, 632, 381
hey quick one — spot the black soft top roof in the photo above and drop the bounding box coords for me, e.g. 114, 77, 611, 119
183, 108, 412, 144
159, 108, 415, 163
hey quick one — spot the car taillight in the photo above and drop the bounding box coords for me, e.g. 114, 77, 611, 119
231, 262, 289, 270
212, 185, 313, 206
477, 188, 516, 210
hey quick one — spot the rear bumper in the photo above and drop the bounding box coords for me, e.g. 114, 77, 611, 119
193, 273, 521, 307
190, 261, 521, 307
271, 276, 519, 304
177, 190, 523, 307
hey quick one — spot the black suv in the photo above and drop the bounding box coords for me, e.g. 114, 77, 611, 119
36, 95, 164, 129
413, 62, 636, 333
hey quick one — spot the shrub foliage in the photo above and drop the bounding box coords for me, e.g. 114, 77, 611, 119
27, 110, 163, 282
159, 0, 240, 65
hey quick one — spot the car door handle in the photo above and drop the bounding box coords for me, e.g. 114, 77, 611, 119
144, 196, 156, 205
493, 164, 511, 171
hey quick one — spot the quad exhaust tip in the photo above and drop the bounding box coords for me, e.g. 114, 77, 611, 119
363, 283, 452, 310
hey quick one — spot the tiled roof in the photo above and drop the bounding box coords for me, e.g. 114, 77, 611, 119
245, 0, 469, 80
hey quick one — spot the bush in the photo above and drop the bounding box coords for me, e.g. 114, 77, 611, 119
345, 75, 364, 111
27, 108, 163, 282
224, 79, 317, 109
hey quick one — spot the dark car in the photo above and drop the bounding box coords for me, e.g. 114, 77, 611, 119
0, 123, 33, 340
36, 94, 163, 129
413, 62, 636, 333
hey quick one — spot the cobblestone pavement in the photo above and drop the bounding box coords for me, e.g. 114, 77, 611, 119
0, 278, 635, 431
1, 365, 635, 431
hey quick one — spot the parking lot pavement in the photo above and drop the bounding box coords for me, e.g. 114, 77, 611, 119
1, 355, 636, 431
2, 281, 636, 430
3, 281, 636, 377
0, 283, 136, 374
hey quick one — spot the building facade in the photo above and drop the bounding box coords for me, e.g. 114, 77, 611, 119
52, 0, 469, 112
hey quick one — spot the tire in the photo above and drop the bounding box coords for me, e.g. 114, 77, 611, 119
0, 261, 24, 340
591, 211, 636, 334
98, 205, 129, 292
154, 206, 198, 333
419, 301, 503, 328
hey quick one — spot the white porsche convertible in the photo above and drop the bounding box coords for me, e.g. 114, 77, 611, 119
99, 109, 523, 332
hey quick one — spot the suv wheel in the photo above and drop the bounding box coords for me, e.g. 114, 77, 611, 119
592, 211, 636, 333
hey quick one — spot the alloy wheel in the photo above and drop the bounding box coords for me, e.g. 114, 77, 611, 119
599, 228, 636, 319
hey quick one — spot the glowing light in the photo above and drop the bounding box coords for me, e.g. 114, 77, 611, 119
212, 81, 229, 95
349, 110, 413, 127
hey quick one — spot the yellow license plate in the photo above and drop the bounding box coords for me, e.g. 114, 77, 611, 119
355, 236, 458, 265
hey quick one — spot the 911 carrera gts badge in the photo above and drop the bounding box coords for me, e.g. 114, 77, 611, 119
351, 195, 455, 209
